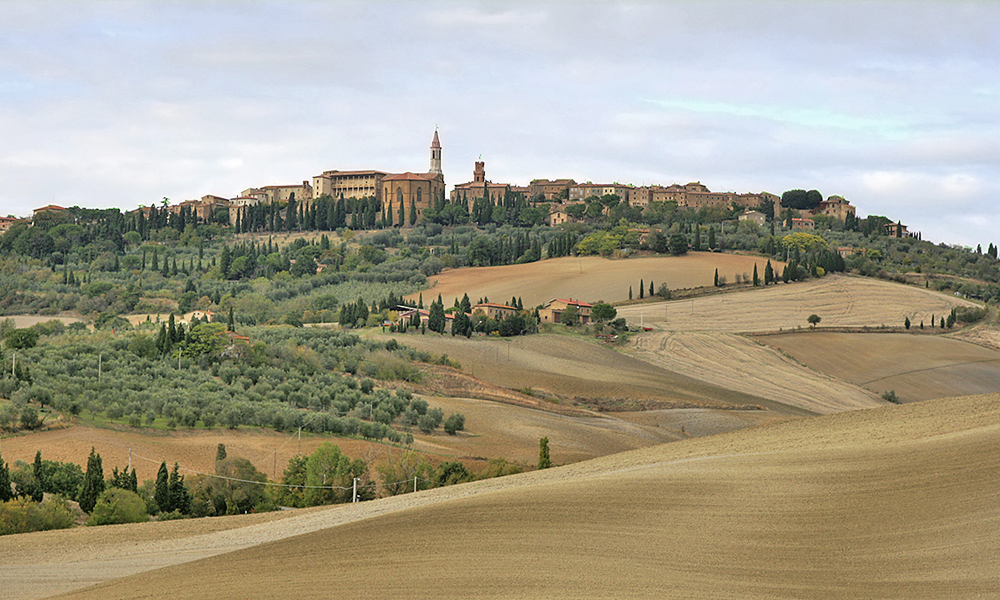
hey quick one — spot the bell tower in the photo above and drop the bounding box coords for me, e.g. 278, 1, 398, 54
429, 129, 443, 176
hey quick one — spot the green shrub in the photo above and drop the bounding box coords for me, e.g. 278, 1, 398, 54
87, 488, 149, 525
0, 496, 76, 535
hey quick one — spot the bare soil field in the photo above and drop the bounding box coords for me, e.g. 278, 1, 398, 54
629, 331, 884, 414
413, 252, 776, 307
612, 274, 987, 414
761, 332, 1000, 402
10, 393, 999, 600
1, 315, 85, 328
615, 273, 979, 333
376, 331, 780, 411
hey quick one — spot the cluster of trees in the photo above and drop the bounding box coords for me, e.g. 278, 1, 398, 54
0, 324, 464, 445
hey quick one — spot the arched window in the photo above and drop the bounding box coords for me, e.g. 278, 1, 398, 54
396, 187, 403, 208
417, 187, 423, 205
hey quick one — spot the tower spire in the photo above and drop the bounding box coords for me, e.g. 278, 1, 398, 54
429, 129, 442, 175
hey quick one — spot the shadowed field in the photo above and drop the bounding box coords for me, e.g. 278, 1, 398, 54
13, 393, 999, 600
762, 332, 1000, 402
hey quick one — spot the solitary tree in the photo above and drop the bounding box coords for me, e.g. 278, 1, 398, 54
639, 279, 645, 299
807, 314, 821, 329
904, 316, 911, 330
538, 437, 552, 470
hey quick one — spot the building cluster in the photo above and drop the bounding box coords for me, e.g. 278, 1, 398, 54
4, 128, 878, 236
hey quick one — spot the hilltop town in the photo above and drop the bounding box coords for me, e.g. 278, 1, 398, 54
2, 129, 900, 240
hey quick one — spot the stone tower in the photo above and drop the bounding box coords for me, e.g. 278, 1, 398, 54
429, 129, 443, 176
473, 160, 485, 183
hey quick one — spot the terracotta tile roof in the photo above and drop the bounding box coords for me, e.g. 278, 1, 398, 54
383, 172, 437, 182
554, 298, 593, 308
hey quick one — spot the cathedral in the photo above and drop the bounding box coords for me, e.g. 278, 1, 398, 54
380, 130, 446, 226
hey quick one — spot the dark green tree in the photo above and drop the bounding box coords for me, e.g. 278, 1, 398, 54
639, 279, 644, 299
428, 295, 446, 334
154, 461, 170, 512
753, 264, 760, 287
78, 447, 105, 514
538, 437, 552, 470
168, 462, 191, 514
0, 453, 11, 502
904, 316, 911, 330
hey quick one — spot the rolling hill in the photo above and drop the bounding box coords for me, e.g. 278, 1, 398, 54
9, 393, 999, 600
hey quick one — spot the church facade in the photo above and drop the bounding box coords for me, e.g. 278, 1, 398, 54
381, 130, 446, 226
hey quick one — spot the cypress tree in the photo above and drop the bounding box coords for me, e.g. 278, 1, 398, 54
639, 279, 644, 299
168, 463, 191, 515
155, 461, 170, 513
714, 268, 719, 287
78, 447, 105, 514
32, 450, 45, 502
764, 260, 774, 285
753, 264, 760, 287
538, 437, 552, 470
0, 453, 12, 502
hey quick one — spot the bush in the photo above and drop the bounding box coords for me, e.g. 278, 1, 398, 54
88, 488, 149, 525
0, 496, 76, 535
443, 413, 465, 435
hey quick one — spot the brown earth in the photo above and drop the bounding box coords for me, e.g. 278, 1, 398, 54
5, 393, 996, 600
376, 330, 780, 412
761, 331, 1000, 403
628, 331, 885, 414
615, 272, 979, 333
615, 274, 987, 414
412, 252, 777, 307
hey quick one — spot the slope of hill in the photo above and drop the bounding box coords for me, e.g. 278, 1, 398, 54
11, 393, 1000, 600
763, 332, 1000, 402
412, 252, 774, 307
615, 273, 978, 333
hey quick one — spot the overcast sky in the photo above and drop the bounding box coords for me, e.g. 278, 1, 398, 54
1, 1, 997, 247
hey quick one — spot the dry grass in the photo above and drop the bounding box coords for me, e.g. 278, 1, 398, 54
376, 331, 775, 411
762, 332, 1000, 403
12, 393, 1000, 600
615, 273, 979, 333
413, 252, 776, 307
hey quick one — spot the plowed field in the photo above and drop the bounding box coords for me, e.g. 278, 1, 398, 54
762, 332, 1000, 402
412, 252, 775, 307
615, 273, 978, 333
7, 393, 998, 600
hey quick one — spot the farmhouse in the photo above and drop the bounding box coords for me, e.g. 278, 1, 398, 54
791, 217, 815, 230
812, 195, 856, 221
0, 216, 22, 233
471, 303, 518, 320
738, 210, 767, 226
539, 298, 592, 325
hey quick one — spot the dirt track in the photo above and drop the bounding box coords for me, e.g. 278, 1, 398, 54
7, 393, 998, 600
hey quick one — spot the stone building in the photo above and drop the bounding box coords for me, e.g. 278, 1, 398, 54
312, 170, 388, 202
380, 131, 447, 227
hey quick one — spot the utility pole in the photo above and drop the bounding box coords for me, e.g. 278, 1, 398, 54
414, 476, 418, 493
352, 477, 358, 503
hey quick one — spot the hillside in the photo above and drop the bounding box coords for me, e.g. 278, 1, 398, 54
763, 332, 1000, 402
9, 393, 999, 600
411, 252, 775, 307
